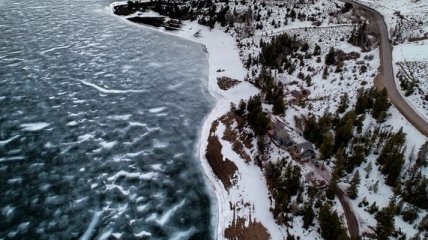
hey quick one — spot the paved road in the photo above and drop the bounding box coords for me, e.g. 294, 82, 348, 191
342, 0, 428, 137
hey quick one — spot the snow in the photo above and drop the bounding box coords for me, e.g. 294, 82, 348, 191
357, 0, 428, 41
393, 40, 428, 62
111, 11, 285, 239
393, 40, 428, 119
20, 122, 51, 131
109, 0, 428, 238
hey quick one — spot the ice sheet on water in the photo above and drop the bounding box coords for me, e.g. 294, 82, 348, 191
148, 106, 167, 113
78, 80, 146, 94
170, 227, 197, 240
152, 139, 169, 148
0, 135, 19, 147
99, 140, 117, 149
107, 170, 158, 181
79, 211, 102, 240
20, 122, 51, 131
107, 114, 132, 121
146, 199, 186, 226
98, 228, 113, 240
0, 156, 25, 163
134, 230, 152, 237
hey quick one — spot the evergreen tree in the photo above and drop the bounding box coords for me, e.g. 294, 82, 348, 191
325, 47, 336, 66
348, 170, 361, 199
402, 173, 428, 209
301, 42, 309, 52
372, 89, 391, 122
334, 111, 356, 151
326, 171, 338, 200
303, 202, 315, 229
337, 93, 349, 114
237, 99, 246, 116
376, 203, 396, 240
319, 203, 349, 240
320, 131, 334, 159
415, 141, 428, 168
347, 143, 365, 173
272, 87, 285, 115
377, 128, 406, 186
313, 44, 321, 56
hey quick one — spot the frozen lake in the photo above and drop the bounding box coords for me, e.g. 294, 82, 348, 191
0, 0, 214, 238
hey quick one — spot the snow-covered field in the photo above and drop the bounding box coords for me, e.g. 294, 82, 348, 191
357, 0, 428, 41
393, 40, 428, 119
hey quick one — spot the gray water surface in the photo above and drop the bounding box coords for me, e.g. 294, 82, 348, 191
0, 0, 214, 239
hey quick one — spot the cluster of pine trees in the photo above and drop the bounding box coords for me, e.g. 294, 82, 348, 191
265, 159, 303, 225
253, 68, 285, 115
348, 21, 371, 50
355, 87, 391, 122
401, 141, 428, 209
260, 33, 303, 70
233, 95, 269, 136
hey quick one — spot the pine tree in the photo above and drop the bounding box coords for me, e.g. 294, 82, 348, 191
325, 47, 336, 66
334, 111, 356, 151
319, 203, 349, 240
415, 141, 428, 168
377, 128, 406, 186
337, 93, 349, 114
376, 203, 396, 240
326, 171, 338, 200
320, 131, 334, 159
237, 99, 246, 116
372, 88, 391, 122
272, 87, 285, 115
313, 44, 321, 56
348, 170, 361, 199
302, 202, 315, 229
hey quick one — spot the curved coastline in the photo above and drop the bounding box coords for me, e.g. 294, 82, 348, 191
107, 3, 245, 238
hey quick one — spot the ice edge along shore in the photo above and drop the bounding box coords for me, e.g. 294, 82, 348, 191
108, 2, 268, 239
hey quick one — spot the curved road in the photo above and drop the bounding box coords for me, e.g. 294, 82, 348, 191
342, 0, 428, 137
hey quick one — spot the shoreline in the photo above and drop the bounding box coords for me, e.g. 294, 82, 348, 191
107, 3, 255, 238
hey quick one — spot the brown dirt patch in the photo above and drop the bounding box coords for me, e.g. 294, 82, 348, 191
206, 121, 238, 189
210, 119, 219, 135
221, 112, 252, 163
218, 77, 241, 90
224, 217, 270, 240
373, 72, 385, 90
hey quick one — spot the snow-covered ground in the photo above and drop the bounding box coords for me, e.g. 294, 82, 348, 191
393, 40, 428, 119
357, 0, 428, 41
110, 0, 428, 239
354, 0, 428, 123
110, 4, 288, 238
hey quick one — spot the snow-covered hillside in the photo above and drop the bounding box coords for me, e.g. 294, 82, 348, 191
112, 0, 428, 239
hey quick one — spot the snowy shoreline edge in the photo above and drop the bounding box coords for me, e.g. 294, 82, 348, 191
107, 2, 254, 239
